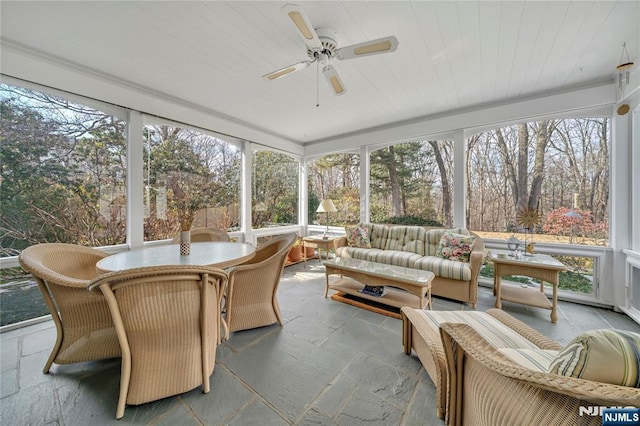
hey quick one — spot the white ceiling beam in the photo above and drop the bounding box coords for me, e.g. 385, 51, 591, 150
304, 81, 617, 157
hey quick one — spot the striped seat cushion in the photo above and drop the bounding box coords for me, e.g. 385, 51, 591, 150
359, 250, 422, 268
414, 310, 540, 350
412, 256, 472, 281
548, 329, 640, 387
498, 348, 559, 372
335, 247, 421, 268
335, 246, 384, 260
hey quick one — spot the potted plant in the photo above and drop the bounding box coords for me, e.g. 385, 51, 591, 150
287, 238, 303, 263
169, 173, 207, 255
304, 240, 315, 259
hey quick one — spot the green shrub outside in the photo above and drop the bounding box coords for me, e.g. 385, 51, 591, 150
383, 215, 443, 227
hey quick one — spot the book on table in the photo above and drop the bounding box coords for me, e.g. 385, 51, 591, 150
360, 285, 385, 297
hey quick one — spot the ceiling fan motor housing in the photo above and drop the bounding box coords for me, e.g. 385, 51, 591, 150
307, 28, 338, 59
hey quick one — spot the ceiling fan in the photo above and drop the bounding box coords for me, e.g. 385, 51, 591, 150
262, 3, 399, 96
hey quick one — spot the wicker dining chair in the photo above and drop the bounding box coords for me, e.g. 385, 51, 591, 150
18, 243, 121, 373
224, 232, 297, 335
170, 227, 230, 243
88, 265, 228, 419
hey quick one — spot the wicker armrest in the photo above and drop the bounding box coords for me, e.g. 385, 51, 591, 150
486, 308, 562, 350
468, 233, 484, 286
439, 322, 640, 407
334, 236, 348, 248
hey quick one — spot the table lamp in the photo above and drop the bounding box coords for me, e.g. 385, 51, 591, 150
316, 199, 337, 238
506, 236, 522, 257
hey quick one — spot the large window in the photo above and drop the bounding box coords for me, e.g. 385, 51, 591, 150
370, 141, 453, 226
143, 124, 241, 241
308, 153, 360, 226
251, 150, 299, 228
467, 118, 609, 246
0, 83, 127, 252
468, 118, 610, 296
0, 82, 126, 326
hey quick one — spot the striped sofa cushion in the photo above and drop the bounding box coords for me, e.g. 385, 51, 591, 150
413, 256, 472, 281
498, 348, 559, 372
379, 225, 429, 255
548, 329, 640, 387
335, 247, 421, 268
362, 223, 389, 250
414, 310, 540, 350
360, 250, 422, 268
385, 226, 407, 251
335, 246, 384, 260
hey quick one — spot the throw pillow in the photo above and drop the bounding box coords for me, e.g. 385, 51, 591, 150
345, 226, 371, 248
547, 329, 640, 387
436, 231, 476, 262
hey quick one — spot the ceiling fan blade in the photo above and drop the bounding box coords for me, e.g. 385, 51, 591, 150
262, 61, 311, 81
323, 65, 346, 96
282, 4, 322, 51
336, 35, 399, 60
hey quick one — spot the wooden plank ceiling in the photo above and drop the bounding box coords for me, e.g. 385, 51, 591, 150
1, 1, 638, 145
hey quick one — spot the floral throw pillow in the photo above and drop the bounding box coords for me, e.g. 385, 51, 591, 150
436, 232, 476, 262
345, 226, 371, 248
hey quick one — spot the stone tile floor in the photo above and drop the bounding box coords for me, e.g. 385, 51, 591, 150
1, 261, 639, 425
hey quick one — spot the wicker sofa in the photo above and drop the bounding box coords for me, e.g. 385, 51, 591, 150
335, 224, 484, 307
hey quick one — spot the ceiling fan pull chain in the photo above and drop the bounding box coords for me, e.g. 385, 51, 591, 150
316, 58, 320, 107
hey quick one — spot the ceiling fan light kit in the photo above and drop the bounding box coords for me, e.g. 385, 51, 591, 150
262, 3, 399, 97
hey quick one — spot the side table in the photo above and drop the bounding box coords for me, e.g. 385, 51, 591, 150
302, 236, 338, 264
489, 250, 566, 323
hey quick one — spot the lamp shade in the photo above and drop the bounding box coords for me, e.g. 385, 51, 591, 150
316, 199, 337, 213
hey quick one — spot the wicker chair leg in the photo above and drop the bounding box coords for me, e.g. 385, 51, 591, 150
42, 320, 62, 374
35, 278, 62, 373
273, 298, 283, 326
402, 311, 412, 355
116, 348, 131, 420
201, 276, 210, 394
220, 318, 229, 342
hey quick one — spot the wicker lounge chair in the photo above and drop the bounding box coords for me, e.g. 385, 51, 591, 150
440, 322, 640, 426
88, 265, 228, 419
402, 307, 561, 420
171, 227, 230, 243
18, 243, 121, 373
224, 232, 296, 335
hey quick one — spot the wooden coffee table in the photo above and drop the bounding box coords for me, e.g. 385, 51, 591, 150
324, 257, 434, 310
489, 250, 566, 323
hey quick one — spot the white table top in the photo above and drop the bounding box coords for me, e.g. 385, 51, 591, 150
96, 242, 255, 273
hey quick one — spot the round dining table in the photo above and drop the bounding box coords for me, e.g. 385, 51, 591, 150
96, 242, 256, 273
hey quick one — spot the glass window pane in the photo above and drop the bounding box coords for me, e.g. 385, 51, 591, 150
0, 83, 127, 253
143, 125, 241, 241
370, 141, 453, 226
467, 119, 610, 247
308, 153, 360, 227
252, 150, 298, 228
